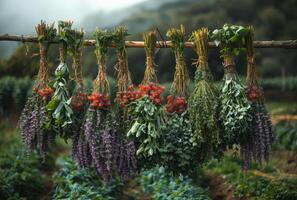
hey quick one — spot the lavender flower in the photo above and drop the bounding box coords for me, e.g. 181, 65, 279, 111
241, 102, 275, 168
19, 94, 55, 157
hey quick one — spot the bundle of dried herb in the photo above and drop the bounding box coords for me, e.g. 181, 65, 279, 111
127, 31, 165, 168
19, 21, 56, 158
46, 21, 73, 141
188, 28, 222, 161
240, 27, 275, 168
158, 25, 196, 174
64, 26, 90, 168
212, 24, 252, 145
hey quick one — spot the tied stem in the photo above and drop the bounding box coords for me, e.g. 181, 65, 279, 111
142, 31, 158, 85
114, 27, 132, 93
37, 43, 49, 86
72, 53, 84, 85
167, 24, 189, 97
246, 26, 258, 87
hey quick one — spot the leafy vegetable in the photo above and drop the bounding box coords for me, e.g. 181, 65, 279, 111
136, 166, 211, 200
53, 156, 123, 200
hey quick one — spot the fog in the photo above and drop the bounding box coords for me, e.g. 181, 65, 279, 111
0, 0, 147, 34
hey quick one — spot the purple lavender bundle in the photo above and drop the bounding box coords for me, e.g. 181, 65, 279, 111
20, 95, 54, 158
241, 27, 275, 168
19, 22, 56, 158
83, 108, 120, 181
240, 102, 274, 168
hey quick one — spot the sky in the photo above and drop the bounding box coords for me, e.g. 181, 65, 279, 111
0, 0, 146, 34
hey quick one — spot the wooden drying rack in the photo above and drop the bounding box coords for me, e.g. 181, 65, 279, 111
1, 34, 297, 49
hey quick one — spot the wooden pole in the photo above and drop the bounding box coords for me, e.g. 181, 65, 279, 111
1, 34, 297, 49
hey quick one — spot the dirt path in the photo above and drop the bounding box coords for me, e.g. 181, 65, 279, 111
203, 171, 243, 200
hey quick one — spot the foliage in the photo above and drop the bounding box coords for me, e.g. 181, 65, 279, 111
0, 76, 32, 112
136, 166, 211, 200
46, 21, 73, 137
127, 96, 164, 160
53, 156, 123, 200
220, 77, 252, 144
0, 145, 46, 200
274, 120, 297, 151
160, 111, 197, 174
205, 156, 297, 200
261, 76, 297, 93
211, 24, 249, 57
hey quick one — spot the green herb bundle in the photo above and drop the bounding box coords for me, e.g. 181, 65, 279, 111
127, 31, 165, 167
189, 28, 221, 160
46, 21, 73, 140
212, 24, 252, 145
159, 25, 195, 174
19, 21, 56, 157
241, 27, 274, 168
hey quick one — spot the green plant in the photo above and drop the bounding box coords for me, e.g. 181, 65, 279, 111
160, 111, 197, 174
46, 21, 73, 137
0, 144, 46, 200
127, 96, 164, 159
205, 156, 297, 200
211, 24, 249, 56
274, 120, 297, 151
53, 156, 123, 200
136, 166, 211, 200
13, 77, 33, 110
0, 76, 16, 110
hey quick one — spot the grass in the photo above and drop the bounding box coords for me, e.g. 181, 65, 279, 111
266, 100, 297, 115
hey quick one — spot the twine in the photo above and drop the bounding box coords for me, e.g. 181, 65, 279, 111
116, 53, 132, 93
72, 54, 83, 85
37, 43, 49, 87
94, 54, 110, 95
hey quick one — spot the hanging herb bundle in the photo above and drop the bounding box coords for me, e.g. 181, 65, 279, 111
113, 26, 133, 108
165, 25, 188, 114
83, 29, 114, 179
113, 27, 138, 177
211, 24, 252, 145
46, 21, 73, 140
240, 27, 275, 168
127, 31, 165, 166
63, 27, 91, 168
188, 28, 222, 161
19, 21, 56, 157
158, 25, 195, 174
83, 29, 128, 180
